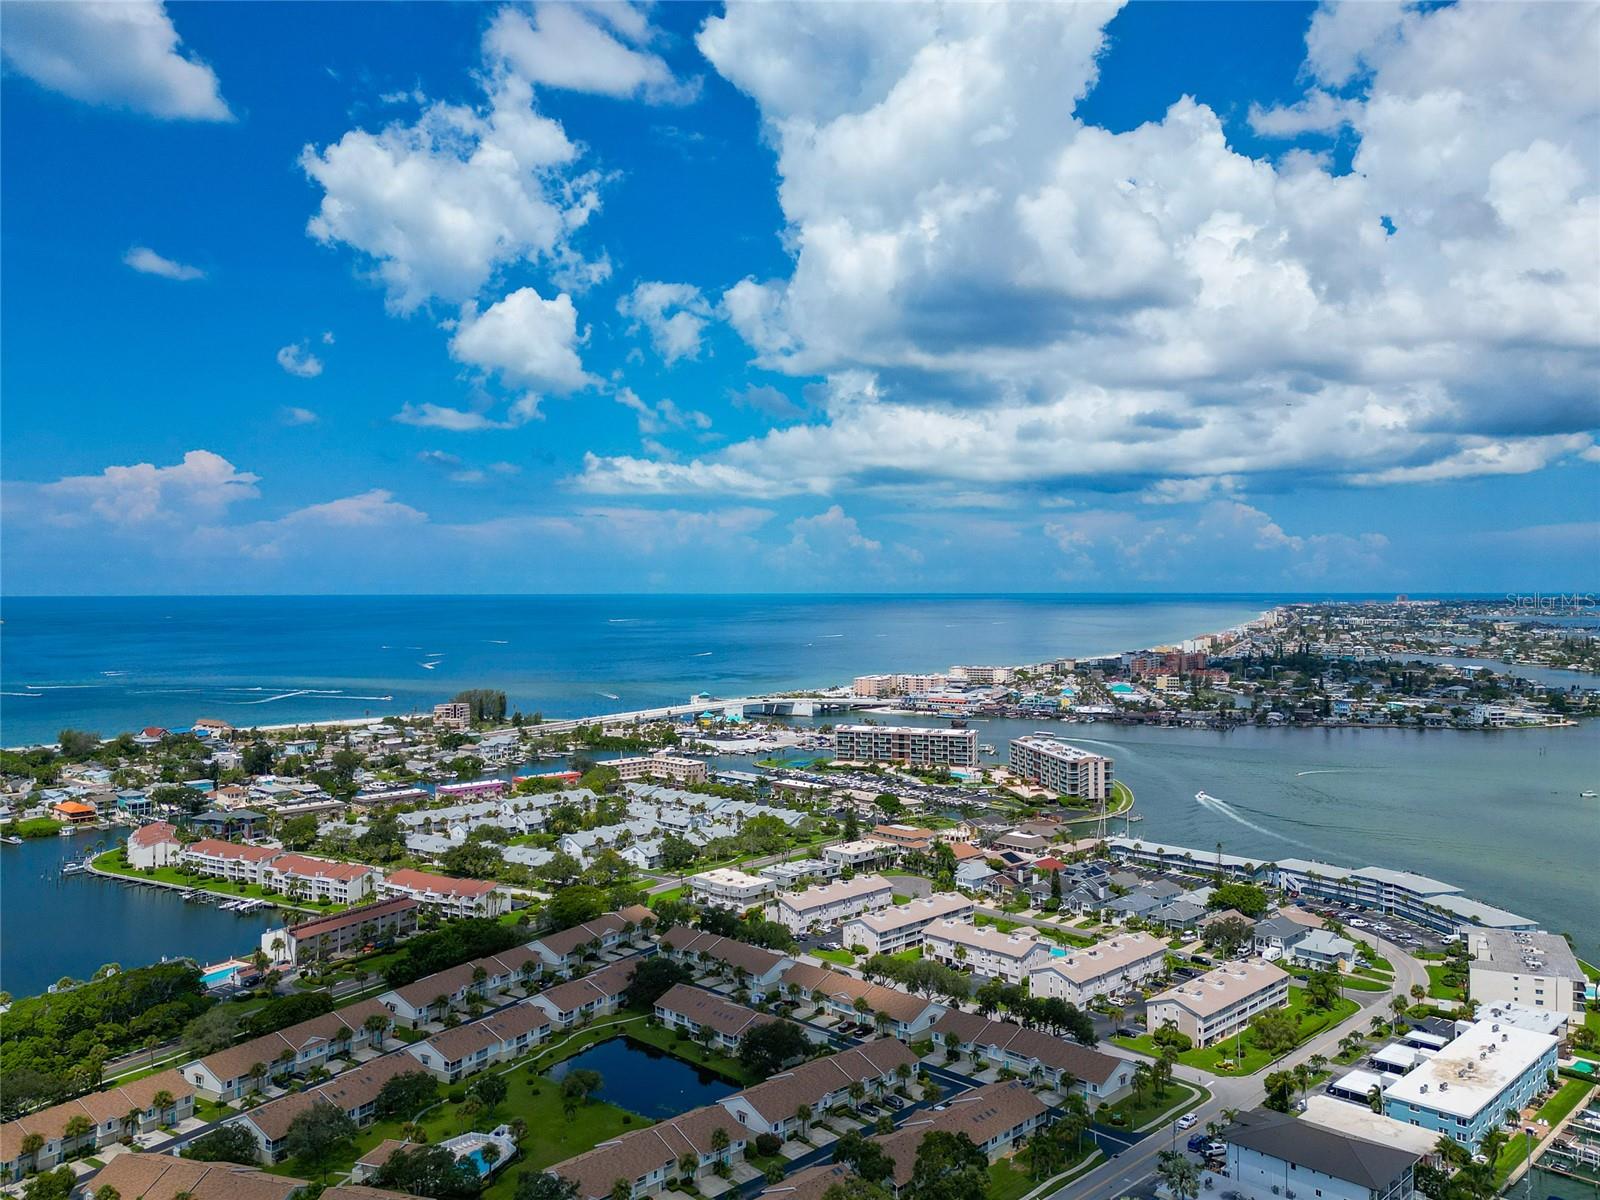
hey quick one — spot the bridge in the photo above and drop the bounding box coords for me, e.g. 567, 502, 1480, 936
526, 694, 897, 734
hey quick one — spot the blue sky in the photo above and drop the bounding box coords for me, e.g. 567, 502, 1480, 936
2, 0, 1595, 595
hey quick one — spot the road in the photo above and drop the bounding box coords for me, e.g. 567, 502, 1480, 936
1050, 930, 1426, 1199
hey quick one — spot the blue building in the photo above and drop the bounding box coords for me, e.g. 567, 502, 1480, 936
1382, 1019, 1558, 1149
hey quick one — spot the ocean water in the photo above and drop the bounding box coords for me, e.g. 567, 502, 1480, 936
0, 593, 1297, 744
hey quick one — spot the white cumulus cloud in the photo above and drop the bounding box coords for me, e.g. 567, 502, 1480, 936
276, 343, 324, 379
1, 0, 231, 120
483, 4, 693, 103
617, 281, 713, 364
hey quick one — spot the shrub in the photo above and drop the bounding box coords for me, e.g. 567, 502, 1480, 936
754, 1133, 782, 1157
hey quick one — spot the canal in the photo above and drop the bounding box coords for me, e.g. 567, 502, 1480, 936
0, 831, 281, 998
546, 1036, 738, 1119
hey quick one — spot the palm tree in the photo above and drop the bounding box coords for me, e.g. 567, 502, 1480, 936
710, 1128, 730, 1162
249, 1062, 269, 1094
848, 1081, 866, 1109
796, 1103, 813, 1136
1409, 984, 1424, 1001
151, 1090, 174, 1123
122, 1106, 143, 1139
364, 1013, 389, 1050
678, 1152, 698, 1183
19, 1132, 45, 1173
1156, 1149, 1199, 1200
1389, 994, 1408, 1019
63, 1114, 95, 1158
1131, 1063, 1153, 1108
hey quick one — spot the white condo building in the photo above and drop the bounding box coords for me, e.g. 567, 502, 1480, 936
1027, 933, 1167, 1005
690, 867, 777, 910
1467, 929, 1587, 1015
1146, 960, 1290, 1047
924, 920, 1054, 985
769, 874, 895, 933
1007, 734, 1113, 802
833, 725, 977, 769
841, 894, 976, 956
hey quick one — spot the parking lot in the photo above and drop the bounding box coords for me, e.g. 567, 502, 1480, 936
1296, 902, 1452, 953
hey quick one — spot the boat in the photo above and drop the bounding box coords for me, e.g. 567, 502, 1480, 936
60, 861, 88, 875
1583, 791, 1597, 798
1, 835, 22, 845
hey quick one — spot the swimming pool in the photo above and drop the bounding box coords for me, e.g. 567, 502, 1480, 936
1048, 947, 1069, 958
200, 964, 241, 986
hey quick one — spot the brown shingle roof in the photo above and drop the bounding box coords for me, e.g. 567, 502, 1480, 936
0, 1070, 194, 1161
778, 963, 936, 1024
927, 1011, 1125, 1085
88, 1153, 303, 1200
733, 1039, 919, 1124
535, 912, 630, 959
534, 957, 637, 1014
878, 1081, 1047, 1185
552, 1103, 749, 1200
660, 928, 787, 977
654, 984, 779, 1040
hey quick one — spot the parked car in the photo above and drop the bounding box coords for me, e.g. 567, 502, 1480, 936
885, 1096, 905, 1110
1186, 1134, 1207, 1152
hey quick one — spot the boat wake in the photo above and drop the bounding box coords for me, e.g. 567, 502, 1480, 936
598, 691, 620, 700
692, 651, 712, 657
1194, 790, 1310, 849
418, 662, 437, 670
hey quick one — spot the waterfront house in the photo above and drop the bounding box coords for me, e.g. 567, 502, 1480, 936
928, 1011, 1133, 1099
1290, 929, 1358, 972
0, 1070, 194, 1181
652, 984, 779, 1052
1381, 1019, 1558, 1149
190, 809, 268, 838
658, 927, 792, 989
717, 1040, 919, 1136
50, 799, 97, 825
529, 957, 639, 1027
1145, 960, 1290, 1048
551, 1103, 749, 1200
1026, 932, 1167, 1005
379, 868, 508, 918
126, 820, 182, 869
261, 896, 420, 966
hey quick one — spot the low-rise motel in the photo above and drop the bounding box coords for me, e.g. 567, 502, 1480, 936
768, 873, 895, 933
832, 724, 978, 769
1145, 959, 1291, 1048
841, 893, 975, 955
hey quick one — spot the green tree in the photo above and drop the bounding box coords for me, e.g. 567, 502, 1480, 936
471, 1073, 508, 1116
903, 1131, 987, 1200
832, 1130, 895, 1184
283, 1104, 357, 1180
514, 1172, 579, 1200
182, 1124, 263, 1165
546, 886, 607, 930
738, 1019, 810, 1077
623, 957, 693, 1010
1248, 1007, 1299, 1057
1262, 1070, 1297, 1113
1155, 1149, 1200, 1200
1205, 882, 1269, 918
374, 1145, 483, 1200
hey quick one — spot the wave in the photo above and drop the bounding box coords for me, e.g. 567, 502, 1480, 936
1194, 790, 1311, 850
418, 662, 437, 670
820, 634, 844, 639
1, 691, 40, 698
598, 691, 620, 700
486, 639, 509, 645
1294, 769, 1371, 777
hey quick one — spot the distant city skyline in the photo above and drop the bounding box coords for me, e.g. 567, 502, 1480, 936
2, 1, 1596, 594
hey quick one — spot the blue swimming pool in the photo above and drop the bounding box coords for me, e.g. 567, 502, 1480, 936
200, 964, 240, 986
464, 1147, 496, 1177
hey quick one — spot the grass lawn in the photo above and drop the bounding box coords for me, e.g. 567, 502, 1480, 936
987, 1159, 1036, 1200
1494, 1080, 1594, 1183
1288, 968, 1387, 993
889, 947, 924, 963
9, 817, 65, 837
1101, 1079, 1210, 1131
649, 886, 686, 906
814, 948, 857, 967
976, 914, 1022, 934
1579, 959, 1600, 983
1358, 950, 1394, 974
1425, 964, 1465, 1001
624, 1018, 759, 1086
892, 894, 912, 906
1113, 992, 1359, 1076
1584, 1009, 1600, 1035
93, 852, 335, 913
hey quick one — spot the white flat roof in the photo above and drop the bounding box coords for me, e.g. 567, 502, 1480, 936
1384, 1020, 1557, 1118
692, 868, 772, 888
1330, 1068, 1388, 1096
844, 893, 973, 933
1301, 1096, 1442, 1157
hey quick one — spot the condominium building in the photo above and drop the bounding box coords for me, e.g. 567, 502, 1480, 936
1026, 933, 1167, 1005
1145, 960, 1290, 1047
1007, 734, 1113, 803
1382, 1019, 1559, 1149
923, 920, 1054, 985
928, 1011, 1135, 1100
653, 984, 778, 1051
1274, 859, 1536, 936
768, 874, 894, 933
823, 839, 895, 869
264, 854, 379, 904
610, 754, 709, 785
433, 702, 471, 729
380, 868, 508, 918
1467, 929, 1587, 1015
1220, 1108, 1422, 1200
126, 821, 181, 869
690, 867, 778, 910
949, 665, 1014, 685
833, 725, 977, 768
180, 839, 282, 884
871, 824, 936, 853
851, 673, 950, 697
1106, 836, 1274, 882
841, 894, 976, 956
260, 896, 420, 965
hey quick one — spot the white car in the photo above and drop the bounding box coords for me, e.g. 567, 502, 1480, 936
1176, 1112, 1198, 1130
1349, 919, 1369, 927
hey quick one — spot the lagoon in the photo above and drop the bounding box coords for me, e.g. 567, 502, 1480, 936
546, 1036, 737, 1119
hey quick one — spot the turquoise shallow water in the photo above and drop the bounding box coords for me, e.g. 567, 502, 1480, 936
4, 592, 1330, 744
